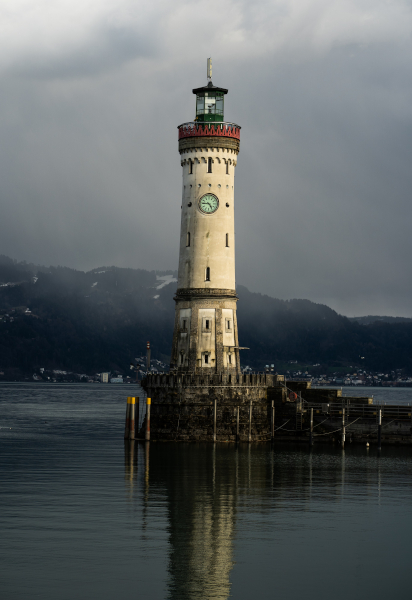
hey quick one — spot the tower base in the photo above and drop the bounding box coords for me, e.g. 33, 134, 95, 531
141, 372, 283, 442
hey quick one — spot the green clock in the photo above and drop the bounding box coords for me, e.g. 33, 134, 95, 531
199, 194, 219, 214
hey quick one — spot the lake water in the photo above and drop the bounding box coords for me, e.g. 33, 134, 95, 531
1, 383, 412, 600
321, 385, 412, 405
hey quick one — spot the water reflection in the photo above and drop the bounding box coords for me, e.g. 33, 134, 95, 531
124, 440, 137, 501
124, 443, 412, 600
133, 444, 239, 600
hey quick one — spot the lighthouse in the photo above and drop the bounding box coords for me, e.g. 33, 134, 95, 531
170, 59, 241, 375
141, 61, 279, 443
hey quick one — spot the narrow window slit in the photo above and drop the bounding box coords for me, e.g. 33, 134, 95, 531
186, 232, 190, 247
207, 157, 212, 173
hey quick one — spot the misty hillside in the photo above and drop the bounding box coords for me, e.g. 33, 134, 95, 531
349, 316, 412, 325
1, 255, 412, 377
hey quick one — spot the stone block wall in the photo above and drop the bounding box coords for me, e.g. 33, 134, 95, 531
141, 373, 284, 442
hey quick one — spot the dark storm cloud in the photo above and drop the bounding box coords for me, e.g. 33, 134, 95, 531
1, 0, 412, 316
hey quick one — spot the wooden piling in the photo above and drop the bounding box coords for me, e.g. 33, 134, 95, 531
271, 400, 275, 443
248, 401, 252, 443
378, 408, 382, 450
309, 407, 314, 446
213, 399, 217, 442
129, 397, 135, 440
145, 397, 151, 442
144, 441, 150, 489
136, 396, 139, 438
341, 408, 345, 449
124, 397, 131, 439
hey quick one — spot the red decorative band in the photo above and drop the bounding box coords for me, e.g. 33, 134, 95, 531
178, 122, 241, 141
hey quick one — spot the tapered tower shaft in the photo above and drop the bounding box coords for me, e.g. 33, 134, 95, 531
171, 75, 241, 374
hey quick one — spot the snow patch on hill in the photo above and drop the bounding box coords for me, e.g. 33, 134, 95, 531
156, 275, 177, 290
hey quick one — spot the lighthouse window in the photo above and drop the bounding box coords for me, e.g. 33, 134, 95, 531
207, 157, 212, 173
226, 319, 232, 331
205, 96, 216, 113
204, 354, 209, 365
196, 93, 224, 120
189, 160, 193, 174
205, 319, 210, 330
226, 162, 229, 174
225, 233, 229, 247
182, 319, 187, 331
180, 351, 185, 365
196, 95, 205, 114
205, 267, 210, 281
228, 354, 232, 364
186, 232, 190, 247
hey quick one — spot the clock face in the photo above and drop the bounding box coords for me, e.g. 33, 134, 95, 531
199, 194, 219, 214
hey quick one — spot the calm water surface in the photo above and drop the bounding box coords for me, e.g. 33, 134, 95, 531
1, 384, 412, 600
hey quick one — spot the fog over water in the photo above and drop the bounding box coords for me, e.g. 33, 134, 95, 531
1, 1, 412, 317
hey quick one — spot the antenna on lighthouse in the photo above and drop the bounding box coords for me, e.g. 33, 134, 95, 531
207, 57, 212, 83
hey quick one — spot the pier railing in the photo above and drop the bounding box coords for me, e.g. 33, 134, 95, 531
292, 399, 411, 419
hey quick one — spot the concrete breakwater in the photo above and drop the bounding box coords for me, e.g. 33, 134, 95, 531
137, 375, 412, 445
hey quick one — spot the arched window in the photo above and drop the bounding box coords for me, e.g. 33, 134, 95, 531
186, 232, 190, 247
205, 267, 210, 281
225, 233, 229, 247
207, 157, 212, 173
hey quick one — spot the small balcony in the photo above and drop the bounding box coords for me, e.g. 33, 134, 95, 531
178, 121, 241, 141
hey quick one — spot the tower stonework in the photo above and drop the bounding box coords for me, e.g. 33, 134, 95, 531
142, 64, 282, 442
171, 82, 241, 375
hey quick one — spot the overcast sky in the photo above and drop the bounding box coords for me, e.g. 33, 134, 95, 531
1, 0, 412, 317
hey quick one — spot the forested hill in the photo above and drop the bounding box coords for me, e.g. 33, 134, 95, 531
0, 255, 412, 378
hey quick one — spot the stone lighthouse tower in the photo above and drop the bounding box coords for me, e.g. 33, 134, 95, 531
170, 59, 241, 375
142, 61, 279, 443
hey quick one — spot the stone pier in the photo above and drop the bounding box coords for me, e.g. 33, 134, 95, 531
141, 372, 284, 442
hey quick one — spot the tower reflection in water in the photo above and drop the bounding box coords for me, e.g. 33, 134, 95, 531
124, 442, 364, 600
165, 445, 236, 600
124, 442, 238, 599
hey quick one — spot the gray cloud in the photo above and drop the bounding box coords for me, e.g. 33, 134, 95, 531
1, 0, 412, 316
